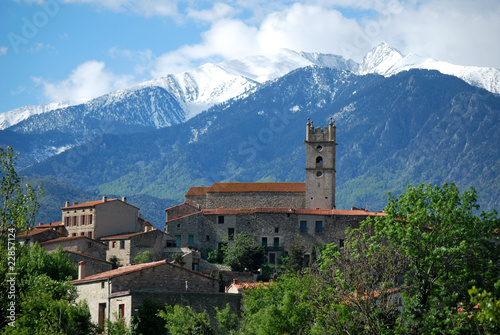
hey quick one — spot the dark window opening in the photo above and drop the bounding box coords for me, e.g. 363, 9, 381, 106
228, 228, 234, 240
262, 237, 268, 248
274, 227, 279, 233
300, 221, 307, 233
339, 239, 344, 248
316, 156, 323, 164
273, 237, 280, 249
316, 145, 323, 151
315, 221, 323, 233
120, 240, 125, 249
206, 235, 210, 241
188, 235, 194, 244
218, 216, 224, 224
176, 235, 181, 247
316, 171, 323, 177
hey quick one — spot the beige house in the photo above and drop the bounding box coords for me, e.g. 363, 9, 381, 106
61, 196, 152, 240
100, 229, 176, 266
71, 260, 220, 329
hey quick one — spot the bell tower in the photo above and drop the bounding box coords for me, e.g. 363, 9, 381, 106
305, 117, 337, 209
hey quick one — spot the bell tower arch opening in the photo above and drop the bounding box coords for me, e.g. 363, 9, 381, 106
304, 117, 337, 209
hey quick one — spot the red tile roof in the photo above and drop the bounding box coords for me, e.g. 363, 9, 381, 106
208, 182, 306, 193
64, 250, 112, 264
61, 198, 139, 210
40, 235, 106, 246
185, 187, 211, 197
99, 229, 172, 240
37, 221, 64, 227
200, 207, 384, 216
71, 259, 219, 284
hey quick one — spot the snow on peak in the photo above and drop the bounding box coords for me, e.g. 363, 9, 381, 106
0, 101, 72, 130
358, 42, 404, 75
359, 43, 500, 94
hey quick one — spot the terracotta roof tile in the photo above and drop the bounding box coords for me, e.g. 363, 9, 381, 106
37, 221, 64, 227
185, 187, 211, 197
40, 235, 106, 246
71, 260, 219, 284
201, 207, 384, 216
208, 182, 306, 194
64, 250, 112, 264
99, 229, 170, 240
61, 198, 139, 210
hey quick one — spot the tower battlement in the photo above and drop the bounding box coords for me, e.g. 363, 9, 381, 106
305, 117, 336, 142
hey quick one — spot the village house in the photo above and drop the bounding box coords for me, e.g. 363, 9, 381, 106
165, 119, 385, 262
100, 229, 176, 266
61, 196, 153, 239
41, 235, 108, 261
16, 226, 65, 246
71, 260, 221, 329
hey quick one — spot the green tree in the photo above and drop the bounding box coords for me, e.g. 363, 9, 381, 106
0, 145, 43, 239
109, 255, 121, 269
134, 250, 153, 264
364, 183, 500, 334
158, 305, 214, 335
1, 243, 96, 333
222, 233, 266, 272
131, 300, 167, 335
284, 234, 306, 274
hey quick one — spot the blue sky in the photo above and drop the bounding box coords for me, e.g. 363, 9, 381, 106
1, 0, 500, 113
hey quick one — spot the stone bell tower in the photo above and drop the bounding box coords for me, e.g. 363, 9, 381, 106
305, 117, 337, 209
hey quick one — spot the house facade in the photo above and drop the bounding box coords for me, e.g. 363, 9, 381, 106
61, 196, 151, 240
72, 260, 220, 328
100, 229, 176, 266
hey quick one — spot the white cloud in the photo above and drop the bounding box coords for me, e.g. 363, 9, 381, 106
35, 60, 135, 103
59, 0, 180, 17
187, 3, 237, 22
0, 47, 7, 56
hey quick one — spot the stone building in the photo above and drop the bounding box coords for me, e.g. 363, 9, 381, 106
164, 119, 385, 262
100, 229, 176, 266
16, 226, 65, 246
71, 260, 220, 328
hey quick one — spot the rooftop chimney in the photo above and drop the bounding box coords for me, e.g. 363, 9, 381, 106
65, 201, 69, 207
122, 196, 126, 203
73, 202, 78, 206
78, 261, 86, 280
102, 196, 107, 202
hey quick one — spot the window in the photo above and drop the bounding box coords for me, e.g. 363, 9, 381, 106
273, 237, 279, 249
87, 232, 92, 239
316, 171, 323, 177
269, 253, 276, 265
81, 215, 86, 225
218, 216, 224, 224
274, 227, 279, 233
88, 215, 93, 225
188, 235, 194, 244
315, 221, 323, 233
177, 223, 181, 228
228, 228, 234, 240
339, 239, 344, 248
72, 216, 77, 226
300, 220, 307, 233
176, 235, 181, 247
101, 282, 105, 289
72, 233, 77, 236
119, 304, 125, 318
206, 235, 210, 241
64, 217, 70, 226
316, 156, 323, 164
262, 237, 268, 248
112, 241, 116, 248
120, 240, 125, 249
80, 232, 85, 236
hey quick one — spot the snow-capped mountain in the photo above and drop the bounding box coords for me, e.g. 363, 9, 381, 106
359, 42, 500, 94
1, 49, 358, 131
0, 101, 71, 130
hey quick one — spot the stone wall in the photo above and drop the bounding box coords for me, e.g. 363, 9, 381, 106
165, 203, 202, 223
110, 262, 219, 293
129, 290, 241, 327
205, 191, 306, 209
167, 210, 372, 258
67, 251, 112, 276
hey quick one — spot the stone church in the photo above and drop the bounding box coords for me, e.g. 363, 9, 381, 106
164, 118, 383, 263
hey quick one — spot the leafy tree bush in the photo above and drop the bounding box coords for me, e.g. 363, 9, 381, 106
222, 233, 266, 272
134, 250, 153, 264
158, 305, 214, 335
131, 300, 168, 335
364, 183, 500, 334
